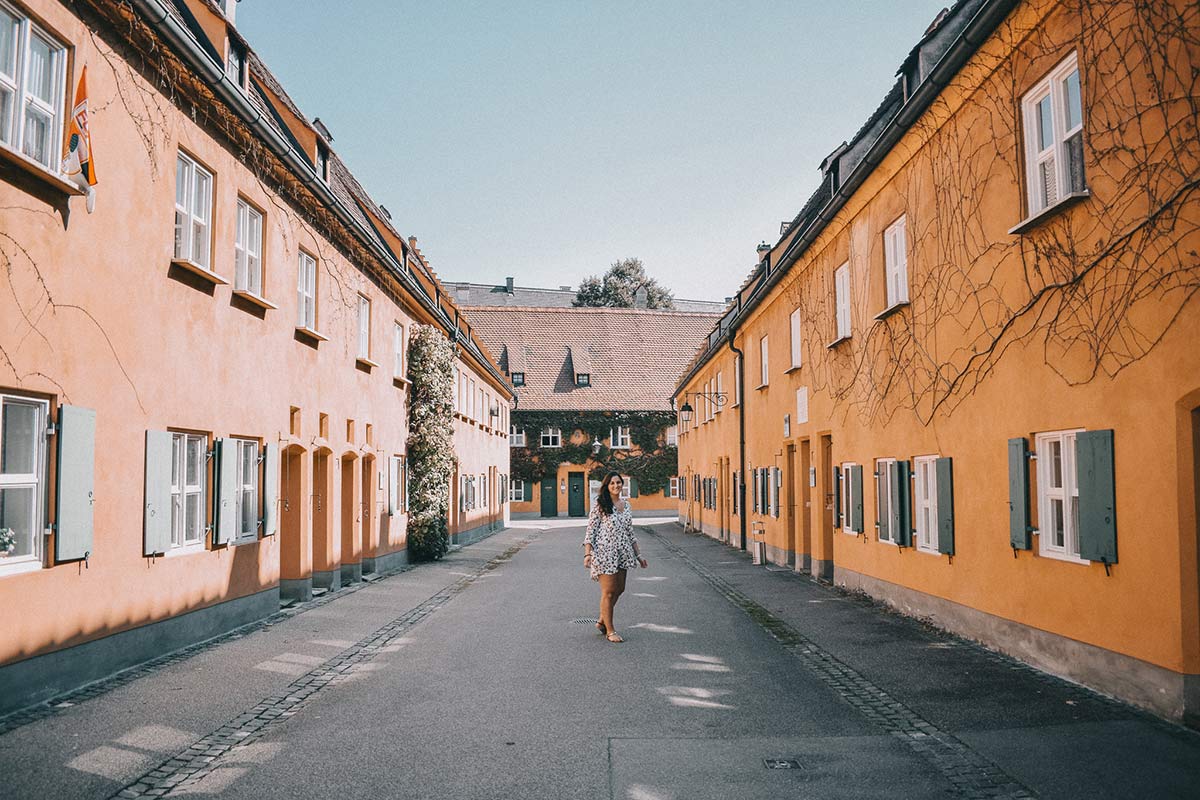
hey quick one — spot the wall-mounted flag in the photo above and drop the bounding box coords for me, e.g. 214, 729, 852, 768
62, 67, 97, 213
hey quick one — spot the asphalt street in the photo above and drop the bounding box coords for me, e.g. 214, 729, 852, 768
2, 519, 1199, 799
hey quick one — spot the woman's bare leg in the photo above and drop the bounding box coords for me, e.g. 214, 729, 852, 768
599, 570, 628, 640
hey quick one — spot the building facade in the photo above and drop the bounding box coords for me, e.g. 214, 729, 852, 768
675, 0, 1200, 723
0, 0, 512, 715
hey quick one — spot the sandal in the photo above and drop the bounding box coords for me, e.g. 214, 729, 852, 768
606, 632, 624, 643
596, 620, 607, 635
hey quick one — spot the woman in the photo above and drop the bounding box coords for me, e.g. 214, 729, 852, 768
582, 473, 648, 643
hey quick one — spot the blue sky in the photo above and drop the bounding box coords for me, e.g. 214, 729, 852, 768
238, 1, 950, 302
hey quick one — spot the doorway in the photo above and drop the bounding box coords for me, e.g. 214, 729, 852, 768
818, 434, 834, 582
568, 471, 586, 517
340, 455, 360, 584
786, 445, 797, 568
540, 479, 557, 517
360, 456, 374, 573
311, 450, 337, 590
279, 445, 310, 603
800, 439, 813, 573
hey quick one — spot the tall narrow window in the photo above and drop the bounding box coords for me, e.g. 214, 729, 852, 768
1036, 429, 1084, 561
174, 152, 213, 269
1021, 52, 1085, 215
296, 251, 316, 329
357, 295, 371, 359
665, 425, 677, 447
834, 263, 851, 341
234, 199, 263, 296
875, 458, 898, 543
0, 394, 48, 571
235, 439, 260, 541
840, 462, 857, 534
510, 426, 525, 447
468, 378, 476, 420
171, 432, 207, 548
789, 308, 803, 368
0, 9, 65, 170
394, 323, 406, 378
913, 455, 939, 553
715, 372, 724, 413
611, 426, 631, 449
759, 336, 769, 387
883, 215, 908, 307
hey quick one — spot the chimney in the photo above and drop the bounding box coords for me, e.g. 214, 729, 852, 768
634, 286, 649, 308
505, 276, 514, 294
756, 241, 770, 258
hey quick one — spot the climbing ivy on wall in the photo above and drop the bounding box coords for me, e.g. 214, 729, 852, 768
509, 410, 677, 495
405, 325, 457, 560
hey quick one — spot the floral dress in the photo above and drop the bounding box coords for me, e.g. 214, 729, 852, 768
583, 501, 638, 580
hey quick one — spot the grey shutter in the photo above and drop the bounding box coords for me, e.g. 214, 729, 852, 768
1076, 429, 1117, 564
262, 443, 279, 537
833, 466, 842, 526
388, 457, 398, 516
55, 405, 96, 562
523, 481, 532, 502
896, 460, 912, 547
850, 464, 864, 533
630, 477, 639, 498
1008, 437, 1032, 549
143, 430, 172, 555
936, 457, 955, 555
214, 438, 238, 545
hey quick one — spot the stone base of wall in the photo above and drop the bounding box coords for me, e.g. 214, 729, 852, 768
362, 548, 409, 575
452, 522, 504, 548
311, 569, 341, 592
0, 588, 279, 717
339, 562, 362, 585
813, 558, 833, 582
280, 577, 312, 603
835, 565, 1199, 724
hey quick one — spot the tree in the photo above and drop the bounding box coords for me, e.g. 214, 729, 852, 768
405, 324, 457, 560
573, 258, 676, 309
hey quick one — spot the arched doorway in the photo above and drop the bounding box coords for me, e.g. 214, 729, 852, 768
360, 455, 375, 573
279, 444, 311, 603
340, 453, 361, 584
311, 448, 337, 591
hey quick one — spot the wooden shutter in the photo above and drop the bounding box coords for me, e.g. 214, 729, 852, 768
388, 457, 398, 516
55, 405, 96, 562
1008, 437, 1032, 549
896, 460, 912, 547
630, 477, 639, 498
935, 457, 954, 555
214, 438, 238, 545
143, 430, 172, 555
1076, 429, 1117, 564
833, 466, 842, 526
262, 443, 279, 536
523, 481, 532, 502
850, 464, 864, 533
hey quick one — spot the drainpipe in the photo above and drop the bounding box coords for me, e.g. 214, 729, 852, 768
727, 331, 747, 551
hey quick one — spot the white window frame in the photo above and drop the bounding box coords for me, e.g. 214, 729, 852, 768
834, 263, 851, 341
611, 426, 631, 450
171, 432, 208, 551
233, 438, 260, 542
0, 393, 48, 575
510, 478, 524, 502
883, 215, 908, 308
511, 371, 525, 386
789, 308, 803, 368
481, 473, 488, 509
840, 462, 858, 535
0, 7, 66, 171
758, 336, 769, 387
296, 251, 317, 330
174, 151, 213, 270
394, 323, 406, 378
357, 294, 371, 360
875, 457, 899, 544
1035, 428, 1087, 563
234, 198, 263, 297
913, 455, 939, 554
667, 477, 678, 498
510, 426, 526, 447
1021, 52, 1084, 216
665, 425, 677, 447
540, 428, 561, 448
620, 475, 632, 502
769, 467, 780, 518
468, 378, 476, 421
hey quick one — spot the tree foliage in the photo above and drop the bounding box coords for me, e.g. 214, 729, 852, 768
573, 258, 676, 309
405, 325, 457, 560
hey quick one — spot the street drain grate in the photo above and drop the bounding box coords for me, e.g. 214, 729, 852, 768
763, 758, 803, 770
570, 618, 600, 625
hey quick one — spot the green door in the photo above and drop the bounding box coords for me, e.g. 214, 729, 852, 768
568, 472, 586, 517
540, 480, 557, 517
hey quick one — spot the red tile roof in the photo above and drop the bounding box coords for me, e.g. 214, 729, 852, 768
463, 306, 720, 412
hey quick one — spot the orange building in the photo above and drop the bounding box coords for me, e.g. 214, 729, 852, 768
676, 0, 1200, 724
0, 0, 511, 714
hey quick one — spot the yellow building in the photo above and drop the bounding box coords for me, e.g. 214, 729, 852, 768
675, 0, 1200, 724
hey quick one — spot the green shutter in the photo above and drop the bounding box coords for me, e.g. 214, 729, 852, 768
143, 430, 172, 555
935, 457, 955, 555
896, 460, 912, 547
262, 443, 279, 537
1008, 437, 1032, 549
214, 438, 238, 545
55, 405, 96, 562
630, 477, 639, 498
523, 481, 532, 502
833, 466, 842, 526
1076, 429, 1117, 564
850, 464, 864, 533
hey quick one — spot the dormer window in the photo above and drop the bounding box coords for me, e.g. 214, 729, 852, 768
511, 372, 525, 386
225, 38, 246, 89
575, 373, 590, 387
316, 143, 329, 182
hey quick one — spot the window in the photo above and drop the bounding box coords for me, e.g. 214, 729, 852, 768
840, 462, 858, 534
883, 215, 908, 307
510, 478, 524, 502
234, 199, 263, 296
357, 295, 371, 359
667, 477, 677, 498
511, 372, 525, 386
390, 455, 408, 514
1021, 52, 1085, 216
394, 323, 406, 378
665, 425, 677, 447
734, 356, 742, 406
834, 263, 851, 341
575, 373, 590, 387
771, 467, 781, 518
758, 336, 769, 387
174, 152, 213, 269
510, 426, 525, 447
457, 372, 466, 415
468, 378, 476, 420
913, 456, 939, 554
0, 394, 48, 572
170, 433, 207, 549
715, 372, 724, 413
0, 7, 65, 170
477, 387, 484, 424
225, 37, 246, 89
611, 426, 631, 449
679, 474, 687, 501
541, 428, 561, 448
234, 439, 259, 541
731, 471, 739, 515
875, 458, 899, 544
1036, 429, 1084, 561
621, 475, 632, 502
296, 251, 317, 329
796, 387, 809, 425
789, 308, 803, 368
316, 143, 329, 182
481, 473, 488, 508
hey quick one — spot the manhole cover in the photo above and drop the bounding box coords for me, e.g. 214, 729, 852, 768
763, 758, 803, 770
570, 618, 600, 625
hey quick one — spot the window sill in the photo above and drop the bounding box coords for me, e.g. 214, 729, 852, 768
1009, 190, 1090, 235
164, 542, 207, 558
755, 383, 769, 391
295, 326, 329, 343
784, 365, 802, 374
393, 375, 412, 388
1037, 546, 1090, 566
874, 301, 909, 321
232, 290, 278, 310
0, 144, 85, 198
826, 335, 852, 349
171, 259, 229, 285
356, 357, 380, 371
915, 544, 940, 556
0, 557, 43, 578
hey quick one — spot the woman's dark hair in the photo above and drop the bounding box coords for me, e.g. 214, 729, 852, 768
596, 472, 623, 516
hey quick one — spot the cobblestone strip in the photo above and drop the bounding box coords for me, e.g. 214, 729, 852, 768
107, 535, 536, 799
644, 527, 1037, 800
